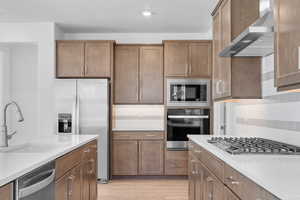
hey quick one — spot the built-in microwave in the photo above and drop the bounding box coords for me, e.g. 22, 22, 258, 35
167, 78, 210, 107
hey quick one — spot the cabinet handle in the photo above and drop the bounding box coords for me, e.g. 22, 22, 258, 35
195, 150, 202, 154
206, 177, 214, 182
67, 175, 75, 198
88, 159, 95, 174
226, 176, 240, 185
146, 134, 155, 137
84, 148, 91, 153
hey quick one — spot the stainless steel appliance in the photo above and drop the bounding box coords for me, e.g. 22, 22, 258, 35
167, 78, 210, 107
16, 162, 55, 200
167, 108, 210, 150
54, 79, 109, 182
207, 137, 300, 155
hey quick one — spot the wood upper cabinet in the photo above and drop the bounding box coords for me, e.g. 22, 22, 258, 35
57, 41, 85, 77
275, 0, 300, 91
85, 41, 112, 77
56, 40, 114, 78
114, 46, 139, 104
139, 46, 164, 104
165, 42, 189, 76
112, 140, 138, 175
212, 0, 261, 101
164, 41, 212, 78
138, 140, 164, 175
0, 183, 12, 200
114, 45, 164, 104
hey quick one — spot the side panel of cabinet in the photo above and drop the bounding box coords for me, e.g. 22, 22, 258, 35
164, 42, 189, 77
189, 42, 212, 78
114, 46, 139, 104
85, 42, 112, 78
56, 41, 85, 78
112, 140, 138, 175
138, 140, 164, 175
275, 0, 300, 88
139, 46, 164, 104
0, 183, 12, 200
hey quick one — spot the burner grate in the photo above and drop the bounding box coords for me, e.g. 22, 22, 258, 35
207, 137, 300, 155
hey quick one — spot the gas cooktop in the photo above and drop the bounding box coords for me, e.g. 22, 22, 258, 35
207, 137, 300, 155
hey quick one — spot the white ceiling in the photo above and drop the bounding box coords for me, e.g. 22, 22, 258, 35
0, 0, 218, 33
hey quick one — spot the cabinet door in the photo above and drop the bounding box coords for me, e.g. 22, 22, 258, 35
203, 169, 224, 200
224, 187, 239, 200
56, 41, 85, 78
139, 46, 164, 104
0, 183, 12, 200
138, 140, 164, 175
275, 0, 300, 88
85, 41, 112, 78
165, 42, 189, 77
213, 11, 222, 99
188, 154, 196, 200
114, 46, 139, 104
195, 161, 204, 200
189, 42, 212, 78
112, 140, 138, 175
55, 172, 69, 200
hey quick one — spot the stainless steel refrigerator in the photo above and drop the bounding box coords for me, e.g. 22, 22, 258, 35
54, 79, 109, 182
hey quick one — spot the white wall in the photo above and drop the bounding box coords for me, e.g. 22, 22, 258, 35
0, 47, 10, 123
217, 54, 300, 146
0, 23, 57, 140
63, 32, 212, 43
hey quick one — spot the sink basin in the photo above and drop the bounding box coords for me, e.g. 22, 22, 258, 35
0, 143, 65, 153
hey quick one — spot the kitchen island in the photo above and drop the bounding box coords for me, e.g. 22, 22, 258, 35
188, 135, 300, 200
0, 134, 98, 198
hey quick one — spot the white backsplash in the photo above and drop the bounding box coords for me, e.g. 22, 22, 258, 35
112, 105, 165, 131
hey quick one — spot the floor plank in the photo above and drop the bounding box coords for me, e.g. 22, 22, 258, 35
98, 177, 188, 200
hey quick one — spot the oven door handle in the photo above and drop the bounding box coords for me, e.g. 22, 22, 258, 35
168, 115, 209, 119
19, 169, 55, 198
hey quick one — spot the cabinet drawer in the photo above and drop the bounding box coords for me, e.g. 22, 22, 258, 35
201, 149, 224, 181
113, 131, 164, 140
225, 165, 266, 200
55, 147, 83, 180
165, 150, 188, 175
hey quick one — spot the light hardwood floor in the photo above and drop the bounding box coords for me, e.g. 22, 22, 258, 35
98, 177, 188, 200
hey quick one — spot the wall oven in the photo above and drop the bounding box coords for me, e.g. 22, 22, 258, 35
167, 108, 210, 150
167, 78, 210, 107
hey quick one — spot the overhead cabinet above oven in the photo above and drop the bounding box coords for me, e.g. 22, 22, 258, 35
212, 0, 262, 101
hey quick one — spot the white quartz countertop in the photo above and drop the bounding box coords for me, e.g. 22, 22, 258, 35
188, 135, 300, 200
0, 134, 98, 187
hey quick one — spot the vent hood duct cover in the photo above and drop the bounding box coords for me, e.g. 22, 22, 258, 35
219, 0, 274, 57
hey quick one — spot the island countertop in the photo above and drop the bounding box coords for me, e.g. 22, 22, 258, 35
0, 134, 98, 187
188, 135, 300, 200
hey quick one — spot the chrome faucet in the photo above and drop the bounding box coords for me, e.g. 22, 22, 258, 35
0, 101, 24, 147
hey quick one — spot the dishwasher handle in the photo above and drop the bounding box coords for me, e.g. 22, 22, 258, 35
19, 169, 55, 198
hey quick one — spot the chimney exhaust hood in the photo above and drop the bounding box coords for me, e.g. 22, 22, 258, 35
219, 0, 274, 57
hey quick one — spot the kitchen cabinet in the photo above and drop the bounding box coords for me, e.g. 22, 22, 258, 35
165, 150, 188, 176
164, 41, 212, 78
56, 40, 114, 78
275, 0, 300, 91
212, 1, 261, 101
203, 169, 223, 200
112, 131, 165, 176
114, 45, 164, 104
55, 164, 81, 200
138, 140, 164, 175
224, 187, 239, 200
55, 140, 97, 200
189, 154, 204, 200
0, 183, 12, 200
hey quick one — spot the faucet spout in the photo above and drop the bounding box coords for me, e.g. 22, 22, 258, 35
0, 101, 24, 147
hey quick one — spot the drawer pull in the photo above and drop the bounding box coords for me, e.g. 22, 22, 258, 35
226, 176, 240, 185
146, 135, 155, 137
206, 177, 214, 182
84, 149, 91, 153
195, 150, 202, 153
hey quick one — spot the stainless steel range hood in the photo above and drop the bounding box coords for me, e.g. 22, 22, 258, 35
219, 0, 274, 57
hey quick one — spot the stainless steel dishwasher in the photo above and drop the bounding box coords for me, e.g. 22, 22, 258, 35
16, 161, 55, 200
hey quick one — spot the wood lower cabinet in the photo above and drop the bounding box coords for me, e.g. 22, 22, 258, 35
0, 183, 12, 200
114, 45, 164, 104
224, 187, 239, 200
112, 131, 165, 176
112, 140, 139, 175
189, 154, 204, 200
56, 40, 114, 78
275, 0, 300, 91
55, 140, 98, 200
139, 140, 164, 175
164, 41, 212, 78
203, 168, 224, 200
55, 164, 81, 200
165, 150, 188, 175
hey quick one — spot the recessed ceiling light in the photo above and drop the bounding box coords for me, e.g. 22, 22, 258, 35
142, 10, 152, 17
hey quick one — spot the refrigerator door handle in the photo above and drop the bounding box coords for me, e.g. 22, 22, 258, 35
76, 94, 80, 134
72, 96, 77, 134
